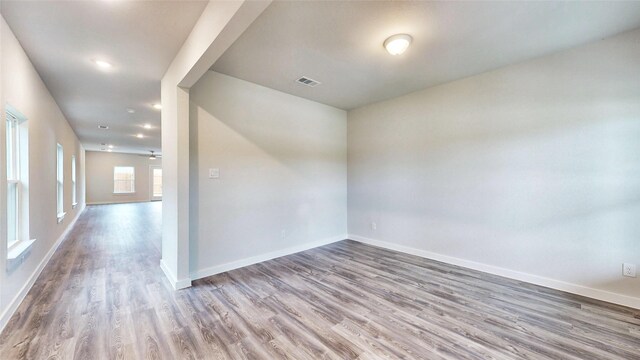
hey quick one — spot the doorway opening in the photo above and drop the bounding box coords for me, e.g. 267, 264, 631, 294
150, 165, 162, 201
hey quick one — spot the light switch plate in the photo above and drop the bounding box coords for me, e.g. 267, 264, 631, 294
209, 168, 220, 179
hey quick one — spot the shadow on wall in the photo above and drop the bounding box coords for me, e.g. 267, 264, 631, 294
189, 100, 200, 274
187, 72, 348, 274
191, 72, 346, 175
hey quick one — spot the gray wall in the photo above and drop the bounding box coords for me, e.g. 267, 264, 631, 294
348, 28, 640, 302
85, 151, 162, 204
189, 71, 347, 278
1, 16, 86, 329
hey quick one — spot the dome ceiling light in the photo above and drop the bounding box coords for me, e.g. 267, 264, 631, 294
384, 34, 412, 56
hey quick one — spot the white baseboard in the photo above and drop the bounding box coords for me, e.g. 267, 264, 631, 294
87, 200, 154, 206
0, 205, 86, 333
160, 259, 192, 290
191, 234, 347, 281
349, 234, 640, 310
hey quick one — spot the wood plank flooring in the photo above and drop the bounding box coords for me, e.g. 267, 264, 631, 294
1, 202, 639, 359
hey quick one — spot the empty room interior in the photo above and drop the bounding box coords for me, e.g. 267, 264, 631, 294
1, 0, 640, 359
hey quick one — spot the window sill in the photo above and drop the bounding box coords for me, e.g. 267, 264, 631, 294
57, 212, 66, 223
7, 239, 36, 260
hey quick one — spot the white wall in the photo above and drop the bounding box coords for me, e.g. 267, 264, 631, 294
85, 151, 162, 205
0, 16, 86, 330
348, 28, 640, 306
160, 0, 269, 289
189, 71, 347, 278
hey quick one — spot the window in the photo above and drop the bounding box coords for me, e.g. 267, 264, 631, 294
7, 113, 20, 248
6, 106, 32, 257
114, 166, 135, 193
152, 168, 162, 197
56, 143, 65, 222
71, 155, 77, 207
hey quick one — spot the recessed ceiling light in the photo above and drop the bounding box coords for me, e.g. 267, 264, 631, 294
384, 34, 412, 56
152, 103, 162, 110
136, 133, 144, 138
98, 125, 109, 130
143, 123, 152, 129
107, 149, 113, 152
127, 108, 135, 113
93, 59, 113, 69
108, 144, 114, 149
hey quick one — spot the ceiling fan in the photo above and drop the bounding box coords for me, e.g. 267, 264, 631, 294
139, 150, 162, 160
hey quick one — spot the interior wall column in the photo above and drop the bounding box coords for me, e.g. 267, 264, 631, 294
159, 0, 272, 290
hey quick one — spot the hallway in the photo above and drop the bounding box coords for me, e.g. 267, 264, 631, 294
0, 202, 166, 359
2, 2, 640, 359
2, 203, 640, 359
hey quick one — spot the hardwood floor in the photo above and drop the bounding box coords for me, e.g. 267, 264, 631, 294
1, 202, 639, 359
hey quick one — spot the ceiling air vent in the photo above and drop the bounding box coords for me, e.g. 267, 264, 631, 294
296, 76, 321, 87
98, 125, 109, 130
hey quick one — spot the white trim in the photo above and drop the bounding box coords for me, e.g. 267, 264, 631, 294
160, 259, 191, 290
0, 205, 86, 333
149, 165, 162, 201
86, 200, 153, 206
191, 234, 347, 281
56, 143, 64, 217
71, 155, 77, 206
7, 239, 36, 261
349, 234, 640, 310
6, 239, 19, 250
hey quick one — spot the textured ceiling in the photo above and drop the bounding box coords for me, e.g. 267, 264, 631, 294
213, 1, 640, 110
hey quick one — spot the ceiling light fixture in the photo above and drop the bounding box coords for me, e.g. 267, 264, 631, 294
108, 144, 114, 149
384, 34, 412, 56
136, 133, 144, 138
152, 103, 162, 110
107, 149, 113, 152
93, 59, 113, 69
143, 123, 152, 129
127, 108, 135, 113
